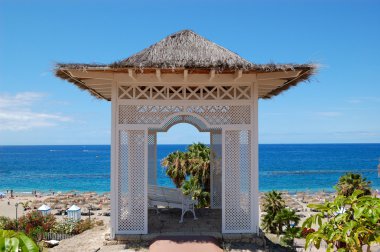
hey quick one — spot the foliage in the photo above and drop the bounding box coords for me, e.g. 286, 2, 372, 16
335, 173, 371, 197
0, 217, 15, 231
182, 176, 210, 208
281, 227, 302, 247
0, 229, 39, 252
162, 142, 211, 207
302, 190, 380, 252
261, 190, 286, 234
186, 143, 211, 191
72, 219, 94, 235
17, 211, 56, 241
51, 218, 97, 235
51, 219, 77, 234
274, 208, 300, 233
301, 227, 315, 238
20, 202, 31, 211
161, 151, 189, 188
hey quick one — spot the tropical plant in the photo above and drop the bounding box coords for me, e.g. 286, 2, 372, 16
274, 208, 300, 233
187, 143, 211, 191
161, 150, 189, 188
182, 176, 210, 208
261, 190, 286, 234
162, 143, 211, 207
0, 229, 39, 252
303, 190, 380, 252
281, 226, 302, 247
335, 172, 371, 197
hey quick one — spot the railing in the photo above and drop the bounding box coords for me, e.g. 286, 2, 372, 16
43, 232, 74, 241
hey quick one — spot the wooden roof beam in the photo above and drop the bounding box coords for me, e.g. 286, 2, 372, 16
128, 69, 137, 81
183, 69, 188, 82
234, 70, 243, 81
156, 69, 162, 82
209, 69, 215, 81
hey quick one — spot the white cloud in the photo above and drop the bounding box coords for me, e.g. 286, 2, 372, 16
0, 92, 72, 131
316, 111, 342, 117
347, 97, 380, 104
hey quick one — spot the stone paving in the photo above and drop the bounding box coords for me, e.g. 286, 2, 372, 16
148, 208, 221, 234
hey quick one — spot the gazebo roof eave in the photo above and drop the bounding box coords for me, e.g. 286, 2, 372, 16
55, 64, 316, 101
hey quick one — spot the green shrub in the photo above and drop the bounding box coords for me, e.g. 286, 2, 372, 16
303, 190, 380, 251
72, 219, 94, 234
17, 211, 56, 241
51, 219, 77, 234
95, 219, 104, 226
0, 217, 18, 231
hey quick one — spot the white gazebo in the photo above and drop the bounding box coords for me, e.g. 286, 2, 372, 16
67, 205, 81, 221
55, 30, 316, 238
38, 204, 51, 216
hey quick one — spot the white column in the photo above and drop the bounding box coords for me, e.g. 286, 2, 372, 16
251, 81, 260, 233
110, 79, 118, 238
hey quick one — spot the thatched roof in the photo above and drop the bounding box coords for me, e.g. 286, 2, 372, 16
55, 30, 317, 100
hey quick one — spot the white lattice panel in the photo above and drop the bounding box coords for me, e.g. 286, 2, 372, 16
119, 105, 250, 125
119, 85, 251, 100
224, 130, 252, 232
148, 132, 156, 185
118, 130, 146, 233
210, 131, 222, 208
119, 105, 184, 124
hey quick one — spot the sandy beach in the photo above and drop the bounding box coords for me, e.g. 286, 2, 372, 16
0, 190, 336, 227
0, 191, 111, 224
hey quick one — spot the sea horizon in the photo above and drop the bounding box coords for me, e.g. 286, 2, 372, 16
1, 143, 379, 194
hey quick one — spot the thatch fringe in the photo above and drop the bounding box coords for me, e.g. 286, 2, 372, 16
54, 30, 317, 100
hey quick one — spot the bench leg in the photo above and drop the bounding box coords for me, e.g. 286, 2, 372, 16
179, 204, 197, 223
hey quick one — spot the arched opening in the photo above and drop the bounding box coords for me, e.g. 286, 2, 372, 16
146, 115, 222, 233
156, 123, 210, 188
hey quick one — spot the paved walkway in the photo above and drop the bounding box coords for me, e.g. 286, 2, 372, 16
149, 236, 222, 252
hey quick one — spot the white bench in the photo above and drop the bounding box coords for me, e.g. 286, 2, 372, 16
148, 185, 198, 223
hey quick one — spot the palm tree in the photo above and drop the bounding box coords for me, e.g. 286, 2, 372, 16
187, 143, 211, 191
335, 173, 371, 197
161, 151, 189, 188
274, 208, 300, 233
261, 191, 285, 234
161, 143, 212, 207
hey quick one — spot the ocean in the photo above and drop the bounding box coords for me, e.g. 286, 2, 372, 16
0, 144, 379, 193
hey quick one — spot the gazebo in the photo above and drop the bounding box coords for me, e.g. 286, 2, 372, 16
67, 205, 81, 221
38, 204, 51, 216
55, 30, 316, 238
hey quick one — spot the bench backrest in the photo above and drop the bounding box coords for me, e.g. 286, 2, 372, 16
148, 185, 183, 203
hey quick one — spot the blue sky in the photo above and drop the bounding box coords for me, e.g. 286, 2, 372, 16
0, 0, 379, 145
